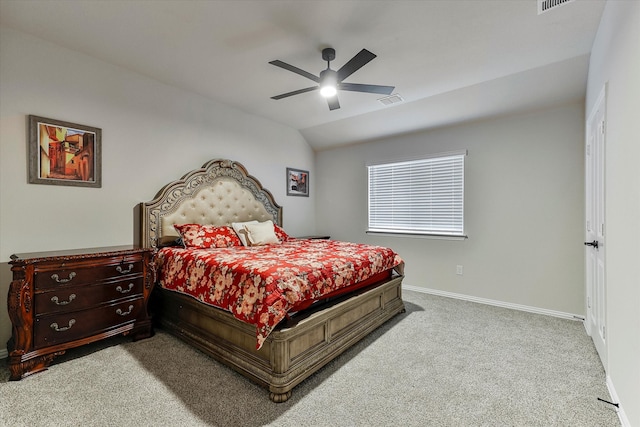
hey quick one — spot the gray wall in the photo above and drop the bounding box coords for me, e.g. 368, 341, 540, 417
586, 1, 640, 425
0, 26, 315, 354
316, 103, 586, 316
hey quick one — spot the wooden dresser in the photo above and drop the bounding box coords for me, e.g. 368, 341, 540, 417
6, 245, 155, 380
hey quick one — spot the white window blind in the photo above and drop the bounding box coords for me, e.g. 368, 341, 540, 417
368, 153, 465, 236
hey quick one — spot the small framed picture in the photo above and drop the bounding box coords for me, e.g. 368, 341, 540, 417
286, 167, 309, 197
28, 115, 102, 188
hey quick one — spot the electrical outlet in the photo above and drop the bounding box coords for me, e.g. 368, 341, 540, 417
456, 265, 463, 275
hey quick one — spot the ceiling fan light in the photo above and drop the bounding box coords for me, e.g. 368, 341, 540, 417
320, 85, 337, 98
319, 68, 338, 98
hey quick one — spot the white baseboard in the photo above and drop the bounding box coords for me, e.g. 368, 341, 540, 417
606, 375, 631, 427
402, 284, 585, 322
0, 348, 7, 360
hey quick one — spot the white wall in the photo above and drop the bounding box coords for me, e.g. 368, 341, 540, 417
316, 103, 586, 316
0, 27, 315, 353
586, 1, 640, 425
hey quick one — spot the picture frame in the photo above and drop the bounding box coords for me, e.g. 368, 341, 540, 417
28, 115, 102, 188
286, 167, 309, 197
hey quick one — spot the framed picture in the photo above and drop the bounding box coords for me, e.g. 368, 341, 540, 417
286, 167, 309, 197
28, 115, 102, 188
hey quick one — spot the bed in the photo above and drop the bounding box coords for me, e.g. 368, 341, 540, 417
140, 158, 405, 402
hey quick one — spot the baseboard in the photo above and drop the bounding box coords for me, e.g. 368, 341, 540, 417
0, 348, 7, 360
606, 375, 631, 427
402, 284, 585, 322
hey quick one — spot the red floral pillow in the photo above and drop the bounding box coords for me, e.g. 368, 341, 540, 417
174, 224, 242, 248
274, 224, 292, 242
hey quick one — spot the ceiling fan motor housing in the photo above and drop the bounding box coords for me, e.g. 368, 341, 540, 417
319, 69, 338, 82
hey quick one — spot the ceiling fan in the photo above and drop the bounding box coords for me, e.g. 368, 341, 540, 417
269, 48, 395, 111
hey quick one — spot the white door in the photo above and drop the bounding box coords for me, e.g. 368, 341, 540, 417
585, 87, 607, 368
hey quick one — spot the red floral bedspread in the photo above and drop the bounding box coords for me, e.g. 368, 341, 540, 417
156, 239, 403, 349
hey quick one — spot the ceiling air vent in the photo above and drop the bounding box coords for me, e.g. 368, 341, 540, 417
378, 93, 404, 106
538, 0, 575, 14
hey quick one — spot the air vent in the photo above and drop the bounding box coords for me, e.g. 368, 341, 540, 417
538, 0, 575, 14
378, 93, 404, 106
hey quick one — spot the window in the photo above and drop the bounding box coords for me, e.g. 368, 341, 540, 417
367, 152, 465, 237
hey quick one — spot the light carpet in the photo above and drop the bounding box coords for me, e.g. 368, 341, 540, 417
0, 290, 620, 426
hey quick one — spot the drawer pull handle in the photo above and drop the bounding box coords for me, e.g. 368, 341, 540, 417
116, 283, 134, 294
116, 305, 134, 316
51, 294, 76, 306
50, 319, 76, 332
116, 264, 134, 274
51, 272, 76, 283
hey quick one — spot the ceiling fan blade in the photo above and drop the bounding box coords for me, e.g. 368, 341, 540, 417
269, 60, 320, 83
336, 49, 377, 82
327, 96, 340, 111
339, 82, 395, 95
271, 86, 319, 100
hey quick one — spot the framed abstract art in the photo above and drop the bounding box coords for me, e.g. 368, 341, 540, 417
28, 115, 102, 188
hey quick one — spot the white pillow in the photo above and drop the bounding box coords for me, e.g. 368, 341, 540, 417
244, 220, 280, 246
231, 220, 258, 246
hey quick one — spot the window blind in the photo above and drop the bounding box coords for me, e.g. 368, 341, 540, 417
368, 153, 465, 236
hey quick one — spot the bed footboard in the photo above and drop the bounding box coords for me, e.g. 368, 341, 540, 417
153, 275, 404, 402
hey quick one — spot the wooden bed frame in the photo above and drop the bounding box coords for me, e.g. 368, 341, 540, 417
140, 159, 405, 402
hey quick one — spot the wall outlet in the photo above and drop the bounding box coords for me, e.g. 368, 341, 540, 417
456, 265, 464, 275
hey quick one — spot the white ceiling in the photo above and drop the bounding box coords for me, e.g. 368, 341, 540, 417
0, 0, 606, 150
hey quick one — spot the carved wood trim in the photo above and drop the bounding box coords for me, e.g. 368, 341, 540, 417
7, 277, 33, 356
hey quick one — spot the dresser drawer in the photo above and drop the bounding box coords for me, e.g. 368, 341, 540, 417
33, 297, 144, 349
34, 278, 145, 315
34, 259, 143, 290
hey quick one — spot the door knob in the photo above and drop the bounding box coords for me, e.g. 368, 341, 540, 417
584, 240, 599, 248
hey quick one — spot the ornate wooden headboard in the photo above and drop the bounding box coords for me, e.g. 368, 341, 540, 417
140, 159, 282, 248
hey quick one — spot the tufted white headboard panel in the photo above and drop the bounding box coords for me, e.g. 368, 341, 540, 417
141, 159, 282, 248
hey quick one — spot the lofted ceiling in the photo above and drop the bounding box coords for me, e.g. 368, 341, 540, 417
0, 0, 606, 150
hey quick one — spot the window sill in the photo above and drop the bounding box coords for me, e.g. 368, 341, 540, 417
366, 230, 468, 241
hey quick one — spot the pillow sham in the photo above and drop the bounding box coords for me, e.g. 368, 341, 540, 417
244, 220, 280, 246
231, 220, 258, 246
274, 224, 291, 242
174, 224, 242, 248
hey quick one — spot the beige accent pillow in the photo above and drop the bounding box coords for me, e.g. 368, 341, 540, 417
244, 220, 280, 246
231, 220, 258, 246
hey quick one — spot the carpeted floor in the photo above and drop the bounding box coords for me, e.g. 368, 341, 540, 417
0, 290, 620, 426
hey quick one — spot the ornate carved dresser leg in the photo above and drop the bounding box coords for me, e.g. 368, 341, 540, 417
8, 351, 65, 381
